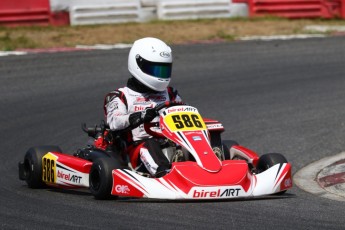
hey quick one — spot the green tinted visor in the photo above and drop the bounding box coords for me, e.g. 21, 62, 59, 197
136, 55, 172, 79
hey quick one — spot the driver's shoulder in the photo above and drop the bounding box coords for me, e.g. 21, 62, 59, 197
104, 87, 128, 106
167, 86, 180, 101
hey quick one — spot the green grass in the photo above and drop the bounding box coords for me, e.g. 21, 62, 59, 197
1, 17, 344, 51
216, 30, 235, 41
0, 32, 36, 51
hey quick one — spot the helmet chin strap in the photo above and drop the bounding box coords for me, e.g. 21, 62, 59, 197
127, 77, 159, 94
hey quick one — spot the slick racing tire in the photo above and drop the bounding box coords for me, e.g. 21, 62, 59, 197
256, 153, 288, 194
89, 157, 124, 200
24, 146, 62, 188
256, 153, 288, 172
222, 140, 239, 160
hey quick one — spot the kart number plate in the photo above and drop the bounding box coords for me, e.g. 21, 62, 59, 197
42, 153, 57, 183
164, 112, 206, 131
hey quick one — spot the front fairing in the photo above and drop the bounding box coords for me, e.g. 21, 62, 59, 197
159, 105, 222, 172
111, 160, 292, 199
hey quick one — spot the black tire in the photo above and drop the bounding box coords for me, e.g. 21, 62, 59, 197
222, 140, 239, 160
89, 157, 124, 200
23, 146, 62, 188
256, 153, 288, 194
256, 153, 288, 172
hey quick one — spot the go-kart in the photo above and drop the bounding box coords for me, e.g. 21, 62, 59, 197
18, 101, 292, 200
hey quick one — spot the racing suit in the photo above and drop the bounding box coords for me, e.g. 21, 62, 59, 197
104, 78, 182, 177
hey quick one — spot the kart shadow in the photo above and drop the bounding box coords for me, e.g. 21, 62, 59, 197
46, 188, 92, 197
117, 193, 296, 203
44, 187, 296, 202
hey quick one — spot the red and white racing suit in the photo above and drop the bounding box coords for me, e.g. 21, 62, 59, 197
104, 84, 182, 176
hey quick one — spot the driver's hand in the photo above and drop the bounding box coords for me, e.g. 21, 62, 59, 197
129, 112, 142, 128
142, 107, 157, 123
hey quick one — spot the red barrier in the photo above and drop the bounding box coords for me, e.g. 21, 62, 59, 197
0, 0, 69, 26
0, 0, 50, 26
339, 0, 345, 17
322, 0, 342, 18
249, 0, 344, 18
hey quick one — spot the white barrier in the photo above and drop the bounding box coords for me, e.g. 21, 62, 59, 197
50, 0, 70, 11
157, 0, 232, 20
141, 0, 157, 7
69, 0, 141, 25
51, 0, 248, 25
139, 0, 158, 21
231, 3, 249, 18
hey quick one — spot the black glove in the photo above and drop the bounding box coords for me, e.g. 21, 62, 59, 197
142, 107, 157, 123
128, 112, 142, 128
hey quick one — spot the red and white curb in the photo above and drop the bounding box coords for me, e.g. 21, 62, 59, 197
239, 34, 325, 41
304, 25, 345, 33
0, 48, 88, 56
317, 159, 345, 197
239, 25, 345, 41
0, 51, 27, 57
294, 151, 345, 202
76, 43, 132, 49
0, 43, 132, 57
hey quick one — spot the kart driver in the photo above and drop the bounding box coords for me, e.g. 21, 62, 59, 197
104, 37, 182, 178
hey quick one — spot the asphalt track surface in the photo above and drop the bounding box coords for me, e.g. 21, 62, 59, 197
1, 37, 345, 229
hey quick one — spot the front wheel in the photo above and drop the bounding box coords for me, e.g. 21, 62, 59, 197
256, 153, 288, 173
222, 140, 239, 160
89, 157, 124, 200
256, 153, 288, 194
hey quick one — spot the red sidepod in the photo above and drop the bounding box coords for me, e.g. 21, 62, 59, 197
51, 152, 92, 174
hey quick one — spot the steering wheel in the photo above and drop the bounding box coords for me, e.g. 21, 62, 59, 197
144, 101, 185, 138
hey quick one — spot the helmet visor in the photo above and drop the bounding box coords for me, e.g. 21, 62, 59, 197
136, 55, 172, 79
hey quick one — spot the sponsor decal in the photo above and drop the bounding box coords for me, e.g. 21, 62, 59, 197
192, 136, 202, 141
134, 105, 153, 112
135, 97, 149, 104
108, 102, 118, 111
115, 185, 130, 194
149, 95, 166, 101
57, 170, 82, 184
134, 96, 166, 105
282, 178, 292, 189
160, 51, 171, 58
190, 187, 243, 198
166, 106, 197, 114
184, 131, 202, 135
206, 123, 224, 129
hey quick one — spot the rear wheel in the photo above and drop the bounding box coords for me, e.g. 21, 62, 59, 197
89, 157, 124, 200
23, 146, 62, 188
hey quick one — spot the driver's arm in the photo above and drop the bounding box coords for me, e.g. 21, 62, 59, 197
168, 87, 183, 103
175, 94, 183, 103
104, 92, 130, 131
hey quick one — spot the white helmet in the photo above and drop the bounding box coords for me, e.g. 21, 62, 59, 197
128, 37, 173, 92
